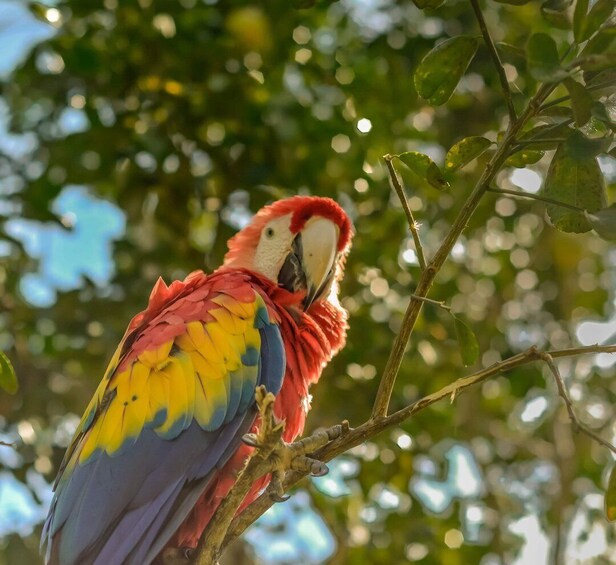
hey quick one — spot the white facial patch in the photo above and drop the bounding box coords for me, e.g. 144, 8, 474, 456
253, 214, 295, 280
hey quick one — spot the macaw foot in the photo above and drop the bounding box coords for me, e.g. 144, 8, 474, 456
267, 421, 350, 502
242, 389, 350, 503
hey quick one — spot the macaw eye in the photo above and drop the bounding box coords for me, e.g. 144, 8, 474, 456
265, 227, 275, 239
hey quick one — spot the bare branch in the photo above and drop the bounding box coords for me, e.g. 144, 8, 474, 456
469, 0, 517, 123
223, 344, 616, 549
486, 187, 587, 213
370, 82, 557, 420
540, 352, 616, 456
383, 154, 427, 272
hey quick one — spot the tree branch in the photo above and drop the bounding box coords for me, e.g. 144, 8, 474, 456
222, 344, 616, 549
470, 0, 517, 123
540, 352, 616, 456
190, 9, 566, 559
383, 154, 427, 271
409, 294, 451, 311
187, 386, 284, 565
486, 186, 587, 213
370, 82, 557, 419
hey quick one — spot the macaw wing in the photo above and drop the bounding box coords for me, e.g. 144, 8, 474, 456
43, 275, 285, 565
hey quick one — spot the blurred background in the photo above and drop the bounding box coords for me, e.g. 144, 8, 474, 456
0, 0, 615, 563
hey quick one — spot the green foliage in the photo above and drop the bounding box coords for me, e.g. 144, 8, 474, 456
563, 78, 593, 126
451, 314, 480, 367
1, 0, 615, 563
0, 351, 18, 394
574, 0, 615, 43
526, 33, 568, 82
414, 36, 478, 105
445, 137, 493, 172
396, 152, 450, 190
412, 0, 445, 8
542, 140, 607, 233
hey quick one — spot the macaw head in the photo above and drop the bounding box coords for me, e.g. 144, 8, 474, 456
223, 196, 353, 309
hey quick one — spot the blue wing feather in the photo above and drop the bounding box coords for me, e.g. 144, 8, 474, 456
44, 288, 286, 565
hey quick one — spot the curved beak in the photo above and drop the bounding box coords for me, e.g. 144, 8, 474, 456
300, 218, 338, 309
277, 217, 339, 309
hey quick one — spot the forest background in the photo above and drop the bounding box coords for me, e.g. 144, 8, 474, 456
0, 0, 615, 564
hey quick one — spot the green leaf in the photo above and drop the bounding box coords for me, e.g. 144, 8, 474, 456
581, 28, 616, 57
527, 33, 569, 82
574, 0, 614, 42
563, 78, 593, 126
585, 204, 616, 240
452, 315, 479, 367
605, 464, 616, 521
586, 69, 616, 87
412, 0, 445, 8
565, 129, 613, 160
396, 152, 450, 190
414, 36, 478, 106
292, 0, 317, 8
574, 0, 589, 43
584, 0, 615, 42
541, 0, 573, 29
0, 351, 17, 395
542, 142, 607, 233
445, 137, 492, 171
537, 105, 573, 121
591, 101, 612, 125
496, 42, 526, 61
517, 123, 572, 150
505, 149, 545, 167
29, 2, 49, 21
492, 0, 532, 4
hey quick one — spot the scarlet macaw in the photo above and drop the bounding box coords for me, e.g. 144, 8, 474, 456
42, 196, 352, 564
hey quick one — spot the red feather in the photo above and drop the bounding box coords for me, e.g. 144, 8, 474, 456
225, 196, 353, 269
169, 272, 348, 550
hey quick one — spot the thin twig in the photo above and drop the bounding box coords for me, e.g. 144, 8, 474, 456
470, 0, 517, 123
539, 81, 616, 112
370, 82, 558, 419
486, 187, 587, 213
510, 118, 574, 151
511, 138, 566, 147
223, 344, 616, 548
383, 154, 427, 271
540, 352, 616, 456
409, 294, 451, 311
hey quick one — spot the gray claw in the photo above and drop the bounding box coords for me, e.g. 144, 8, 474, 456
310, 461, 329, 477
242, 433, 259, 447
270, 492, 291, 502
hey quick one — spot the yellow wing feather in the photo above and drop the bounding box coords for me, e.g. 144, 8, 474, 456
71, 288, 270, 464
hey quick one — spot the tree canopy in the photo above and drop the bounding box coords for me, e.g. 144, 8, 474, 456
0, 0, 615, 564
